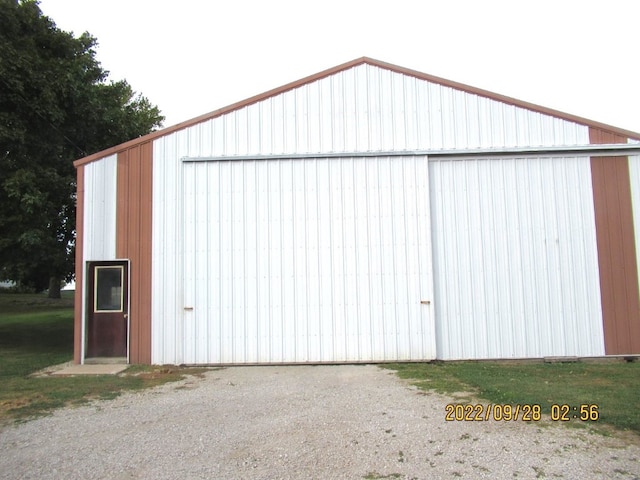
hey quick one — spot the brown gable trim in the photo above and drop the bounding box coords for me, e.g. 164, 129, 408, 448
74, 57, 640, 168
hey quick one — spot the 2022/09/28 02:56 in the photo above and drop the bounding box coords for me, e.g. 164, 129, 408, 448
445, 404, 600, 422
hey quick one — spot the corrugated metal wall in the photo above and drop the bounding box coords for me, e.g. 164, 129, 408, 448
157, 155, 434, 364
150, 63, 597, 364
82, 154, 117, 261
116, 143, 154, 364
151, 134, 184, 364
179, 64, 589, 158
430, 156, 604, 359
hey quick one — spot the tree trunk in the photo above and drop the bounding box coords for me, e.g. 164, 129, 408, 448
48, 276, 62, 299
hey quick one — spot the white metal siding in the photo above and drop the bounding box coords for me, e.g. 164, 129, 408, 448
179, 64, 589, 158
151, 135, 184, 364
430, 156, 604, 359
159, 155, 435, 364
82, 154, 117, 261
150, 63, 598, 364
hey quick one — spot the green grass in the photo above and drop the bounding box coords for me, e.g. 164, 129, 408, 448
382, 361, 640, 434
0, 292, 211, 424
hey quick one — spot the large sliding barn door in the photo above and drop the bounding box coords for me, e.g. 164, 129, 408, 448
181, 156, 435, 364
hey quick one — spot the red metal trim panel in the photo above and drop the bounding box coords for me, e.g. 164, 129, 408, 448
590, 127, 640, 354
116, 143, 153, 364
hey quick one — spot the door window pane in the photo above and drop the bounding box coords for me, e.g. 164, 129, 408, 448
94, 266, 124, 312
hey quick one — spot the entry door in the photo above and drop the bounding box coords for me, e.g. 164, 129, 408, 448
86, 261, 128, 358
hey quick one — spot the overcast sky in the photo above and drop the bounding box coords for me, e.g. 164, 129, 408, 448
38, 0, 640, 134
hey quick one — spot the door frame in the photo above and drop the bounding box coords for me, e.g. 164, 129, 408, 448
83, 259, 130, 363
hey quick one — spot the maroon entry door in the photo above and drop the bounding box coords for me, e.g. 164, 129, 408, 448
86, 261, 128, 358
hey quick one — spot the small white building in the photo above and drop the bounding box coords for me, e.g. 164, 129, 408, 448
73, 57, 640, 365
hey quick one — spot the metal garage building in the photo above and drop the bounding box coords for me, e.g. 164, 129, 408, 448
73, 57, 640, 365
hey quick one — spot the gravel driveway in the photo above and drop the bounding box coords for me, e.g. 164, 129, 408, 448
1, 365, 639, 479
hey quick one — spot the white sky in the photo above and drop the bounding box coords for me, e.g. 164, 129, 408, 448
38, 0, 640, 134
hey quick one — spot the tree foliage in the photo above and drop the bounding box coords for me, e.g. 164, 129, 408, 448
0, 0, 164, 296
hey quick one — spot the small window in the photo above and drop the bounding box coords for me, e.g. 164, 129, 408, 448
94, 266, 124, 312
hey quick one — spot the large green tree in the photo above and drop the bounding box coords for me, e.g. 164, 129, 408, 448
0, 0, 164, 297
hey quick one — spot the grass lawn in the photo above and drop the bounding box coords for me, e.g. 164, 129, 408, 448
382, 361, 640, 435
0, 291, 210, 424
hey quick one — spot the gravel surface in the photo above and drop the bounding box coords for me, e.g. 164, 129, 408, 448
1, 365, 639, 479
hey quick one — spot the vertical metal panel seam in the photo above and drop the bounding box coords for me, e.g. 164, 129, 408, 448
302, 160, 308, 360
455, 158, 470, 356
365, 66, 373, 152
216, 161, 222, 362
196, 162, 202, 360
423, 156, 436, 358
468, 160, 478, 354
377, 157, 386, 358
515, 159, 528, 355
552, 159, 566, 353
339, 158, 346, 357
476, 159, 489, 355
353, 69, 360, 152
347, 157, 356, 359
430, 161, 441, 357
291, 159, 297, 361
521, 158, 535, 355
327, 158, 336, 359
177, 138, 185, 364
376, 68, 384, 152
314, 159, 323, 360
402, 77, 409, 150
389, 156, 400, 357
230, 163, 236, 362
364, 158, 374, 358
502, 160, 515, 355
411, 156, 423, 357
278, 160, 285, 358
401, 157, 412, 357
557, 159, 571, 352
207, 162, 213, 362
390, 79, 397, 150
252, 160, 258, 362
243, 161, 248, 361
266, 161, 272, 361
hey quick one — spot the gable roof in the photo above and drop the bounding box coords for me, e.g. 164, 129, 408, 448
74, 57, 640, 167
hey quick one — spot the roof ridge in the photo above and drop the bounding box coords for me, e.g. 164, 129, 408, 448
74, 57, 640, 167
